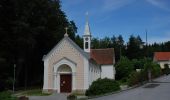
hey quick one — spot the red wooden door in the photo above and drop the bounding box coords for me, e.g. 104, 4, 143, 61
60, 74, 72, 93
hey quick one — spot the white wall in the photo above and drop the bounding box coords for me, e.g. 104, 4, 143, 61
84, 57, 89, 90
101, 65, 115, 80
157, 61, 170, 69
43, 59, 49, 91
88, 62, 101, 86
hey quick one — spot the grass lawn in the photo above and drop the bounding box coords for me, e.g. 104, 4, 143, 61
0, 91, 18, 100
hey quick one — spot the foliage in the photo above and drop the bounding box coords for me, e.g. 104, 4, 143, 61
128, 71, 140, 86
85, 78, 120, 96
151, 63, 161, 77
0, 91, 17, 100
67, 94, 77, 100
0, 0, 170, 90
132, 59, 145, 69
143, 59, 161, 80
162, 64, 170, 75
128, 59, 161, 86
115, 57, 134, 80
126, 35, 144, 59
127, 70, 147, 86
0, 0, 77, 89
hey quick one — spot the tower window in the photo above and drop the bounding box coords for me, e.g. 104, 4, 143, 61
85, 42, 88, 49
85, 37, 89, 41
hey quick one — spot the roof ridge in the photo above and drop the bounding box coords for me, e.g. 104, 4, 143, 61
43, 36, 89, 61
91, 48, 114, 50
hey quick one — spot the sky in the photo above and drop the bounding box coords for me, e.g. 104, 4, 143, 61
61, 0, 170, 44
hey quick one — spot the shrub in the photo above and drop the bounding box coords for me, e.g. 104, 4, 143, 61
163, 64, 170, 75
152, 63, 161, 77
127, 71, 140, 86
144, 59, 161, 81
127, 68, 149, 86
85, 78, 120, 96
115, 57, 134, 80
67, 94, 77, 100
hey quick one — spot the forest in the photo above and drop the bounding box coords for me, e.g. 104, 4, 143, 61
0, 0, 170, 91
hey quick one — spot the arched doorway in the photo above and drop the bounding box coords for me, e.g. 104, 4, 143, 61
57, 64, 72, 93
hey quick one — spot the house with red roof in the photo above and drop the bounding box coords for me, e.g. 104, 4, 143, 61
153, 52, 170, 69
42, 18, 115, 93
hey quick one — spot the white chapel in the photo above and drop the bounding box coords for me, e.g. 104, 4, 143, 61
42, 17, 116, 93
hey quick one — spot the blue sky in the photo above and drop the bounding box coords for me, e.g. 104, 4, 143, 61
61, 0, 170, 44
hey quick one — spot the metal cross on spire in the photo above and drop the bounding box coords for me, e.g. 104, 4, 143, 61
64, 27, 68, 37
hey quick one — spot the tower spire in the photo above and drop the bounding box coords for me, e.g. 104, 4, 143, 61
83, 12, 91, 52
84, 12, 91, 35
86, 12, 89, 23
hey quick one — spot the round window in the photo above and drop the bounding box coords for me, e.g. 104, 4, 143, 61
85, 37, 89, 41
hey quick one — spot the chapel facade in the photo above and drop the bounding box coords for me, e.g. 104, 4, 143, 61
42, 18, 116, 93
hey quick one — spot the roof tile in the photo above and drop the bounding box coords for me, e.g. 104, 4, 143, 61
90, 48, 115, 65
154, 52, 170, 61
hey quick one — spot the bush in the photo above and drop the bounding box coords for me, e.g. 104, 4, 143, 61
128, 61, 162, 86
127, 70, 147, 86
127, 71, 140, 86
152, 63, 161, 77
115, 57, 134, 80
85, 78, 120, 96
67, 94, 77, 100
162, 64, 170, 75
0, 91, 17, 100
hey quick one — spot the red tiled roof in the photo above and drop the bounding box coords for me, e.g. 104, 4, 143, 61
90, 48, 115, 65
154, 52, 170, 61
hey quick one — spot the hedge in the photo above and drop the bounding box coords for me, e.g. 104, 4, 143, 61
85, 78, 120, 96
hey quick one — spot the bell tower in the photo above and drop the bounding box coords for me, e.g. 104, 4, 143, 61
83, 12, 91, 53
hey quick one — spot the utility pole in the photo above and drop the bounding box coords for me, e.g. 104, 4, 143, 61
146, 29, 151, 82
146, 29, 148, 47
13, 64, 16, 93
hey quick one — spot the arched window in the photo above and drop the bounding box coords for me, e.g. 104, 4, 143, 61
85, 42, 88, 49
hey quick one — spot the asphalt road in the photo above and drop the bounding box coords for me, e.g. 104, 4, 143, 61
29, 93, 67, 100
90, 75, 170, 100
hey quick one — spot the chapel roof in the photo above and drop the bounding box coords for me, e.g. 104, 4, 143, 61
90, 48, 115, 65
42, 36, 90, 61
154, 52, 170, 61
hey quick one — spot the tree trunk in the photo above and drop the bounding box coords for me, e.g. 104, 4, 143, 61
148, 69, 151, 82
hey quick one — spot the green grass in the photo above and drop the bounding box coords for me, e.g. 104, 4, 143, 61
0, 91, 17, 100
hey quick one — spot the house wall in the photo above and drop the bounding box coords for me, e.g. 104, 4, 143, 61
83, 57, 89, 90
88, 62, 101, 86
157, 61, 170, 69
45, 39, 85, 92
101, 65, 115, 79
43, 58, 49, 92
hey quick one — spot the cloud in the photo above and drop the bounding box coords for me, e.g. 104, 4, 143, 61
102, 0, 135, 12
146, 0, 170, 11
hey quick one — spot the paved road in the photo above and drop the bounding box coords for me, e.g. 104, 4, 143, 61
90, 75, 170, 100
29, 93, 67, 100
